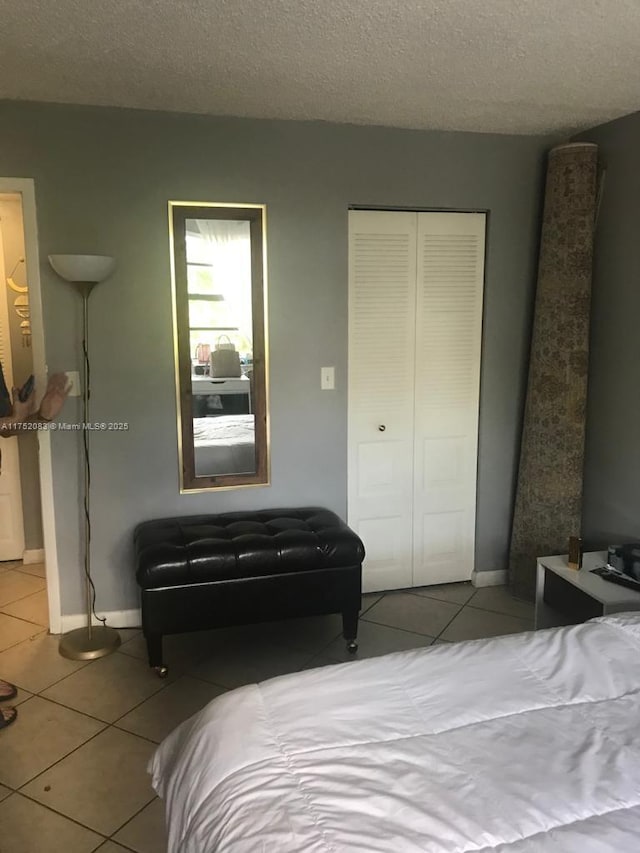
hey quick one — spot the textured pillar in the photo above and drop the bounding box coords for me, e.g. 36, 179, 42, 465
509, 143, 598, 600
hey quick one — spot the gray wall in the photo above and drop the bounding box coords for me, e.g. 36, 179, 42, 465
574, 112, 640, 546
0, 101, 549, 615
0, 197, 43, 550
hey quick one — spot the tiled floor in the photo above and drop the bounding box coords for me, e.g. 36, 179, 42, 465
0, 563, 534, 853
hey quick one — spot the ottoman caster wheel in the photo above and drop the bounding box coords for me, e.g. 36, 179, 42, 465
346, 640, 358, 654
154, 665, 169, 679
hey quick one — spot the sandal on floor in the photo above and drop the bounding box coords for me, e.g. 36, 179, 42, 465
0, 706, 17, 729
0, 680, 17, 701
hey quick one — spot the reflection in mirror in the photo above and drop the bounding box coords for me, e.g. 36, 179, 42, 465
170, 204, 268, 491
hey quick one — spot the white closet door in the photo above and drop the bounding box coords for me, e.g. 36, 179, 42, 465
348, 210, 417, 592
412, 212, 485, 585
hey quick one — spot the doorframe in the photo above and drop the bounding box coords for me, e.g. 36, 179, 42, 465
0, 177, 62, 633
0, 217, 26, 558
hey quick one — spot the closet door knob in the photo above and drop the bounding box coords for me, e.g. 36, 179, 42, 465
378, 424, 386, 432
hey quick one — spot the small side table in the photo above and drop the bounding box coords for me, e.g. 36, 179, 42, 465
535, 550, 640, 630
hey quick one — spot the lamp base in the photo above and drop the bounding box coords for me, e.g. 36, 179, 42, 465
59, 626, 121, 661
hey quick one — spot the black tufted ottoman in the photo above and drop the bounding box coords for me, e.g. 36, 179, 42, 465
134, 508, 364, 676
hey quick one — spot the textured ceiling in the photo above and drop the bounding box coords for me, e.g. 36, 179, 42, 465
1, 0, 639, 135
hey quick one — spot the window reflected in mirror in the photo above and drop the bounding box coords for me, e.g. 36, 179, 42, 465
170, 203, 268, 491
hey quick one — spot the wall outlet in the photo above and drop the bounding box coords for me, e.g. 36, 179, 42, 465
65, 371, 81, 397
321, 366, 335, 390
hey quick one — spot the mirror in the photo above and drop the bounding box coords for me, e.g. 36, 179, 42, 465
169, 202, 269, 491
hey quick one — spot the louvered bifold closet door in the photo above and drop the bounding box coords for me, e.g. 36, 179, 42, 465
412, 212, 486, 585
348, 211, 417, 592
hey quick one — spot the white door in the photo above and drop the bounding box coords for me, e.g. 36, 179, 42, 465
0, 228, 25, 560
412, 212, 485, 585
347, 211, 417, 592
348, 210, 485, 591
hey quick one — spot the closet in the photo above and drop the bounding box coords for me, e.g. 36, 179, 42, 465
347, 210, 486, 592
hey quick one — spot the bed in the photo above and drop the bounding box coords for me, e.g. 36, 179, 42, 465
150, 613, 640, 852
193, 414, 255, 476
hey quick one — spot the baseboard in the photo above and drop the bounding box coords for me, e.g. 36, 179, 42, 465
60, 608, 142, 634
471, 569, 507, 588
23, 548, 45, 565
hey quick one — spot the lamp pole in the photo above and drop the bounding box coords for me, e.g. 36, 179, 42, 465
81, 286, 93, 642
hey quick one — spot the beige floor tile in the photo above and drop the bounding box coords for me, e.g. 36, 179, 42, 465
440, 606, 532, 643
2, 589, 49, 627
9, 684, 33, 706
411, 582, 476, 606
117, 633, 148, 661
0, 632, 88, 693
467, 585, 535, 620
189, 640, 310, 689
22, 727, 156, 837
95, 843, 133, 853
114, 797, 168, 853
0, 613, 43, 653
0, 783, 11, 801
115, 627, 142, 643
42, 652, 167, 723
118, 628, 219, 673
116, 675, 225, 743
16, 561, 46, 578
363, 592, 460, 637
0, 696, 104, 788
0, 570, 46, 607
107, 628, 143, 657
0, 560, 23, 573
324, 619, 435, 662
360, 592, 385, 614
0, 793, 102, 853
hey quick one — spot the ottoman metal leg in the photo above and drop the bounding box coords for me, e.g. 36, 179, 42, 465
342, 608, 359, 653
146, 633, 168, 678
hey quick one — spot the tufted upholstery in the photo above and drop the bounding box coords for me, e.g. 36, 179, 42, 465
134, 507, 364, 673
135, 508, 364, 589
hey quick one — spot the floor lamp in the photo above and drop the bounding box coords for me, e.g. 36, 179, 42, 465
49, 254, 121, 660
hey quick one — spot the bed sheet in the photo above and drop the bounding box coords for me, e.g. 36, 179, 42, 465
151, 614, 640, 852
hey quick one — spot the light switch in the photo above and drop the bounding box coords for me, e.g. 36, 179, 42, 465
321, 366, 335, 390
65, 371, 81, 397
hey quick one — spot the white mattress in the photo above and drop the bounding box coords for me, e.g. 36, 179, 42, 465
150, 614, 640, 852
193, 415, 255, 475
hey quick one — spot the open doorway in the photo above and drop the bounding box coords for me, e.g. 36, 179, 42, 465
0, 178, 61, 634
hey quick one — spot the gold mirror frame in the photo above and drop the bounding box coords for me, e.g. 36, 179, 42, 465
169, 201, 270, 492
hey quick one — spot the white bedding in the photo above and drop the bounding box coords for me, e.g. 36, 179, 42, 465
150, 614, 640, 852
193, 415, 255, 475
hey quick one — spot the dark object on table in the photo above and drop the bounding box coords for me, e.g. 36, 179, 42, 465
568, 536, 582, 570
607, 543, 640, 581
134, 508, 364, 677
591, 566, 640, 592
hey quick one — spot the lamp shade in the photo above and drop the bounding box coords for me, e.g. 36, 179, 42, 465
48, 254, 116, 283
